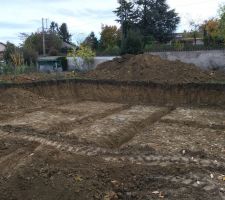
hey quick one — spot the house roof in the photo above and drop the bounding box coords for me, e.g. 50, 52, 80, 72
62, 41, 76, 49
0, 42, 6, 47
0, 42, 6, 53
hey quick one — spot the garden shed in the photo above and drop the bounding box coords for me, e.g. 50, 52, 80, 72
37, 56, 68, 72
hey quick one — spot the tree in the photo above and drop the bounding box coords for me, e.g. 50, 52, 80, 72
76, 45, 95, 63
121, 29, 143, 54
189, 20, 201, 45
22, 47, 38, 65
58, 23, 72, 43
45, 33, 63, 53
101, 45, 121, 56
99, 25, 121, 49
68, 45, 95, 71
218, 4, 225, 40
114, 0, 137, 39
19, 33, 30, 44
201, 18, 221, 45
49, 21, 59, 33
83, 32, 99, 50
10, 51, 24, 67
2, 42, 26, 74
20, 21, 72, 63
136, 0, 180, 43
3, 42, 17, 64
18, 33, 38, 65
23, 32, 62, 55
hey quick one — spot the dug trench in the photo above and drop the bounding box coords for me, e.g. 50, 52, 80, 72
0, 80, 225, 200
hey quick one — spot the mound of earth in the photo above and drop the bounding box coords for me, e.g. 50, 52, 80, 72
85, 54, 221, 84
0, 88, 47, 109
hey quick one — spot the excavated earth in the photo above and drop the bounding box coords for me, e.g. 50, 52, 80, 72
0, 88, 225, 200
84, 54, 225, 84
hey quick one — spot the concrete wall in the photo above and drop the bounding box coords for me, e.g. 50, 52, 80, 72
67, 56, 116, 71
37, 57, 116, 73
148, 50, 225, 70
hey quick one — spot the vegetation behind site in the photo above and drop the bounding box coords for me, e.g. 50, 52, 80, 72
0, 0, 225, 78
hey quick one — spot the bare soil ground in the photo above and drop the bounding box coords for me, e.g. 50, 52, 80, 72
0, 72, 77, 84
0, 88, 224, 200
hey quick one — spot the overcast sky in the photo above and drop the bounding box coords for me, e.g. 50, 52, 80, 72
0, 0, 224, 44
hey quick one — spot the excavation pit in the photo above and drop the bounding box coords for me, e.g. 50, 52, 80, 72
0, 80, 224, 200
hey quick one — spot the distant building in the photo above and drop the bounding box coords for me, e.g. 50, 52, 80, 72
61, 41, 77, 54
0, 42, 6, 60
62, 41, 76, 49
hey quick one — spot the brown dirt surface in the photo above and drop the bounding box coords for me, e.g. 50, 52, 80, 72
84, 54, 225, 84
0, 87, 225, 200
0, 72, 76, 84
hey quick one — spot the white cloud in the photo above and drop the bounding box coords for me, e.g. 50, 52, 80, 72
0, 0, 223, 44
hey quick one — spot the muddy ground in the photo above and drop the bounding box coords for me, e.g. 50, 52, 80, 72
0, 88, 224, 200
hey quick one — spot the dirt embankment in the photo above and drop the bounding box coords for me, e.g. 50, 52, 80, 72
85, 54, 225, 84
0, 88, 47, 109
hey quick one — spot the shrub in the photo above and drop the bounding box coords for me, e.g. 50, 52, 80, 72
99, 45, 121, 56
75, 45, 95, 64
68, 45, 95, 71
173, 41, 184, 50
22, 47, 38, 66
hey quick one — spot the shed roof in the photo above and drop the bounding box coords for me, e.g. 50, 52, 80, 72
38, 56, 64, 62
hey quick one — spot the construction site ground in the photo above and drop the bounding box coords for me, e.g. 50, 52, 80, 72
0, 88, 225, 200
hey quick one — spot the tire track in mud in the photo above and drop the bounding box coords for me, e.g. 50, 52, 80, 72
0, 131, 224, 194
0, 143, 42, 178
0, 131, 224, 170
160, 118, 225, 130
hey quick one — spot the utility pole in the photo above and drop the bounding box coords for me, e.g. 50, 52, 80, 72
45, 18, 48, 31
42, 18, 46, 56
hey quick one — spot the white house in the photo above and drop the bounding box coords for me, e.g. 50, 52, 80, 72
0, 42, 6, 59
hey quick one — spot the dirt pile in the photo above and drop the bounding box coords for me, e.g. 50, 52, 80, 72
0, 88, 47, 109
85, 54, 222, 84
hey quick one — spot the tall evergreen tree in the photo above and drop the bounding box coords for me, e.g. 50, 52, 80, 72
114, 0, 137, 39
49, 21, 59, 33
58, 23, 72, 43
83, 32, 99, 50
136, 0, 180, 43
